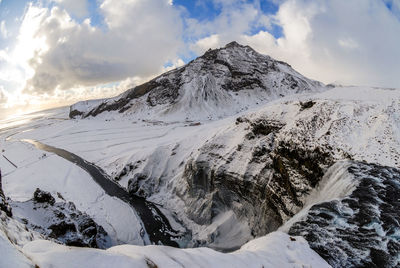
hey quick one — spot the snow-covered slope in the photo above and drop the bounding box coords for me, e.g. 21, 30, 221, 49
1, 42, 400, 267
70, 42, 324, 121
182, 86, 399, 222
97, 86, 398, 249
11, 188, 111, 248
21, 231, 329, 268
1, 134, 146, 247
5, 85, 400, 250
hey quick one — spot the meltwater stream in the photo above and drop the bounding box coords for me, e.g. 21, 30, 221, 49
21, 139, 185, 248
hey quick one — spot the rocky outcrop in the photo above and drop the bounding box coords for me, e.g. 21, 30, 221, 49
0, 170, 12, 217
68, 108, 83, 119
181, 117, 334, 240
112, 87, 399, 250
289, 162, 400, 268
33, 188, 55, 205
11, 189, 111, 249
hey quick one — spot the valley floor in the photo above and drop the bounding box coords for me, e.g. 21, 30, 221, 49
1, 86, 399, 267
0, 107, 330, 267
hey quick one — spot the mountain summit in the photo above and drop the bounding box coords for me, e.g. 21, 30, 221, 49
70, 42, 324, 120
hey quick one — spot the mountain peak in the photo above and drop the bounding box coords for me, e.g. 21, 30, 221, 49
197, 41, 265, 69
205, 41, 244, 52
70, 43, 324, 120
224, 41, 242, 48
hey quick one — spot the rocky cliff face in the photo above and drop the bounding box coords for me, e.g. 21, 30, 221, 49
70, 42, 323, 121
289, 161, 400, 268
0, 171, 12, 217
179, 114, 334, 240
11, 189, 111, 249
118, 88, 400, 249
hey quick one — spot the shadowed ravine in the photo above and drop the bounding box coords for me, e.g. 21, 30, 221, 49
21, 139, 184, 248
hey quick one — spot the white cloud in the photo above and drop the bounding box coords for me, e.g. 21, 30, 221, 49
191, 34, 221, 54
338, 38, 359, 50
0, 20, 7, 38
184, 0, 272, 43
20, 0, 183, 95
2, 0, 400, 116
52, 0, 89, 18
191, 0, 400, 88
0, 86, 7, 104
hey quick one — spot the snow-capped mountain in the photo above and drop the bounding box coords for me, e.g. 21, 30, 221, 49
69, 41, 324, 121
1, 42, 399, 267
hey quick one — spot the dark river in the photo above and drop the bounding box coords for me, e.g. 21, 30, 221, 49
21, 139, 184, 247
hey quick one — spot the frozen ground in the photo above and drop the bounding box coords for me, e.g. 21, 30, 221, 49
19, 231, 329, 268
1, 112, 146, 247
0, 86, 399, 267
0, 208, 330, 267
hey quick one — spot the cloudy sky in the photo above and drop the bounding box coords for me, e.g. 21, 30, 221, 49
0, 0, 399, 118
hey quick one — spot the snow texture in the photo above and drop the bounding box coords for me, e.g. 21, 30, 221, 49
11, 188, 111, 248
0, 42, 399, 267
22, 231, 330, 268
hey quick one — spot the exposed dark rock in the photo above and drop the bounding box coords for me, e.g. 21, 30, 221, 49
127, 173, 148, 194
65, 239, 88, 247
33, 188, 55, 205
48, 221, 76, 237
80, 69, 183, 118
0, 169, 12, 217
182, 122, 333, 238
128, 179, 140, 194
11, 190, 111, 249
68, 109, 83, 119
250, 119, 284, 136
114, 163, 140, 181
235, 116, 249, 125
299, 100, 315, 110
289, 162, 400, 268
272, 141, 331, 189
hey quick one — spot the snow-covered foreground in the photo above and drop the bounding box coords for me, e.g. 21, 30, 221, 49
0, 108, 331, 267
2, 210, 329, 267
12, 231, 328, 268
1, 85, 399, 267
0, 111, 146, 247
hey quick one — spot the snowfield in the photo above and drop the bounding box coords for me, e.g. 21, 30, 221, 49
1, 119, 146, 247
21, 231, 329, 268
1, 85, 399, 267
